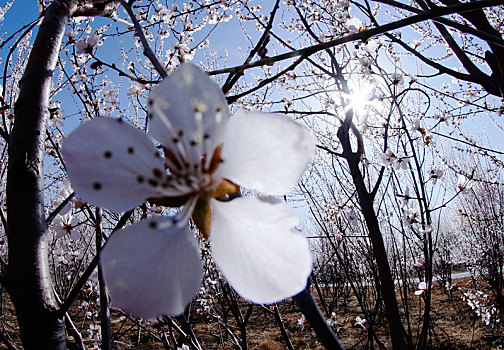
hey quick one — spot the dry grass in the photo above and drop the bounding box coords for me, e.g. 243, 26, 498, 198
0, 277, 502, 349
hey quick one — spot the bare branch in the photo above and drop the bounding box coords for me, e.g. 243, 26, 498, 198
118, 0, 167, 78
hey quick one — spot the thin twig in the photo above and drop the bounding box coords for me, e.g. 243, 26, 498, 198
96, 207, 112, 350
273, 305, 295, 350
118, 0, 167, 78
208, 0, 504, 79
0, 330, 17, 350
57, 209, 134, 317
174, 313, 203, 350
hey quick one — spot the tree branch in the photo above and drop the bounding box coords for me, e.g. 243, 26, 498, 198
118, 0, 167, 78
209, 0, 504, 97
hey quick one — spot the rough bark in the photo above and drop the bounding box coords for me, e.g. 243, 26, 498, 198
6, 1, 74, 348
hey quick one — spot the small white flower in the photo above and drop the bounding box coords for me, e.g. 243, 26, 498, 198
429, 167, 443, 185
337, 0, 350, 7
382, 150, 409, 170
355, 316, 366, 328
393, 157, 409, 170
397, 187, 411, 208
76, 33, 100, 55
53, 180, 74, 215
390, 73, 404, 86
402, 207, 419, 226
419, 225, 432, 235
380, 149, 395, 166
127, 83, 146, 98
415, 281, 428, 295
345, 17, 363, 34
53, 212, 77, 240
346, 208, 359, 226
409, 119, 422, 133
62, 63, 314, 319
457, 175, 472, 191
298, 314, 306, 330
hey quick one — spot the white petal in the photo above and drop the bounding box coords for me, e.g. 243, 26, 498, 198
147, 63, 229, 164
62, 118, 172, 212
100, 216, 203, 319
210, 197, 312, 304
218, 111, 315, 195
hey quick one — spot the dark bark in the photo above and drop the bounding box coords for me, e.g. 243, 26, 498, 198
337, 123, 410, 349
293, 287, 345, 350
6, 0, 74, 348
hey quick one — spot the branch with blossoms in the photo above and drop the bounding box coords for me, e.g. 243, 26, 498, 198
118, 0, 168, 78
208, 0, 504, 97
221, 0, 281, 94
89, 53, 160, 85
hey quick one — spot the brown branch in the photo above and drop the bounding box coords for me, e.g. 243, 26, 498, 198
375, 0, 504, 48
118, 0, 167, 78
222, 0, 281, 94
57, 209, 133, 317
226, 55, 305, 103
208, 0, 504, 81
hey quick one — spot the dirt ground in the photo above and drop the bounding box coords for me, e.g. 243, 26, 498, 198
0, 277, 502, 349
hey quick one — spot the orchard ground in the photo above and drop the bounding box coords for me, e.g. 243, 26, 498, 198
0, 276, 501, 349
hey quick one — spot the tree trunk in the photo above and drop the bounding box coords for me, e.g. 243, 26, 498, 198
6, 1, 74, 348
337, 123, 409, 349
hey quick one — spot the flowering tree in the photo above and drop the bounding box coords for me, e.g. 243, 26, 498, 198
1, 0, 504, 349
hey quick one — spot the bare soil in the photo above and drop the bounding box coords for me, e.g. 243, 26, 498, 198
0, 278, 502, 349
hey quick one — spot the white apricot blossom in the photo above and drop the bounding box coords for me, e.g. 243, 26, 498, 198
62, 63, 314, 319
75, 33, 100, 55
53, 212, 78, 240
457, 174, 472, 191
354, 316, 366, 328
415, 281, 428, 295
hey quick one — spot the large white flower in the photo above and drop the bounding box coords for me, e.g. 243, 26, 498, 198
62, 63, 314, 319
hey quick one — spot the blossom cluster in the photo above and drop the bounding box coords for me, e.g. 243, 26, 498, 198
460, 287, 500, 327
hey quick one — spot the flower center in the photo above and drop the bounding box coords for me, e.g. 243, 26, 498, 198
147, 144, 238, 239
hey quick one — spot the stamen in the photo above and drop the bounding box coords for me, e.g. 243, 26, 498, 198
151, 103, 189, 166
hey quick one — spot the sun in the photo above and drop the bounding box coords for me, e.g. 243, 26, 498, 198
347, 83, 376, 114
